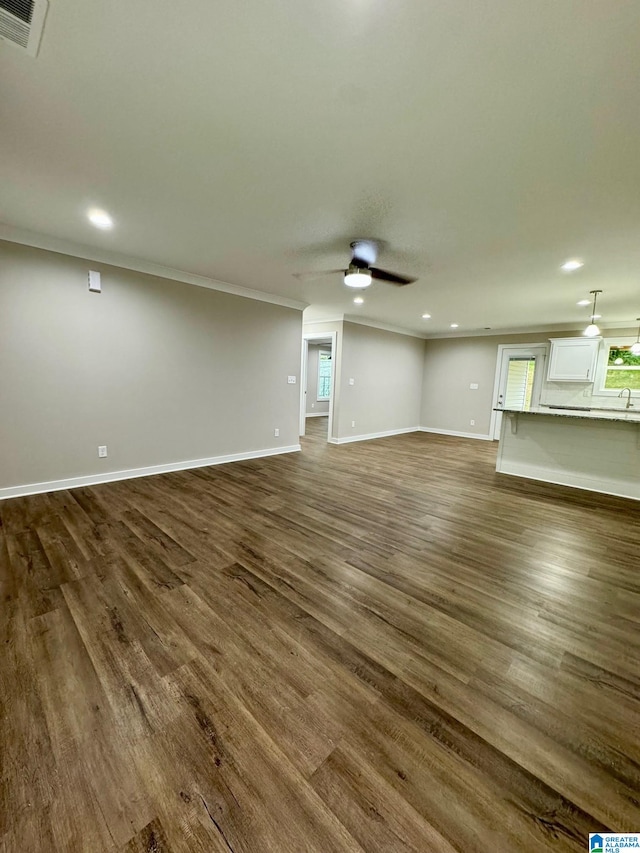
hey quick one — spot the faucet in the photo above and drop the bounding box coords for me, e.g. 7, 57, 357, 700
618, 388, 634, 409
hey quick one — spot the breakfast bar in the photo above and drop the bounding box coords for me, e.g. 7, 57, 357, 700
495, 406, 640, 500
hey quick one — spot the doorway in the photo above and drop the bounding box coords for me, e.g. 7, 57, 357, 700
300, 332, 336, 441
490, 344, 548, 440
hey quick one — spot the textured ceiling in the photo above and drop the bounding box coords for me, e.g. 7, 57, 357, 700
1, 0, 640, 335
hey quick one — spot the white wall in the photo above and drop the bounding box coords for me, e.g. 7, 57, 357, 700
337, 322, 424, 441
0, 241, 302, 494
306, 343, 330, 415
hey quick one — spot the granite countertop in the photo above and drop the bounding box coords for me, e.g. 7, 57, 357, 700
494, 405, 640, 423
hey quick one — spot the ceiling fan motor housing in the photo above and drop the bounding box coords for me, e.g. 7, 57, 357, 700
348, 258, 369, 271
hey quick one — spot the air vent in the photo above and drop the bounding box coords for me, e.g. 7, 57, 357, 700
0, 0, 48, 56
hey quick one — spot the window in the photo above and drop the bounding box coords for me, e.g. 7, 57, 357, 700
317, 349, 331, 400
594, 338, 640, 396
603, 346, 640, 390
504, 358, 536, 409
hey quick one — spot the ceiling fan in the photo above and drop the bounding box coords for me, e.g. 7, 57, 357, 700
294, 240, 417, 288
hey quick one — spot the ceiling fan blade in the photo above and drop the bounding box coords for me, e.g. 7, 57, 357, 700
292, 269, 344, 280
370, 267, 417, 286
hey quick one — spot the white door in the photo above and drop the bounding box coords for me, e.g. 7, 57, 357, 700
492, 346, 547, 439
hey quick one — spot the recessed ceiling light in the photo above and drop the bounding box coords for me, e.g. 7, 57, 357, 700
421, 313, 431, 319
577, 299, 591, 306
561, 259, 583, 272
87, 208, 114, 230
450, 323, 459, 328
353, 296, 364, 304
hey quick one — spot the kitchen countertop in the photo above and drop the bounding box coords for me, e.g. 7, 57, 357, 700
494, 405, 640, 423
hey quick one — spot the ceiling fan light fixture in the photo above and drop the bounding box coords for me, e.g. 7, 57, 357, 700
344, 269, 372, 289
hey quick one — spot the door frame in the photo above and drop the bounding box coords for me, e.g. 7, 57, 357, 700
489, 343, 548, 440
300, 331, 337, 440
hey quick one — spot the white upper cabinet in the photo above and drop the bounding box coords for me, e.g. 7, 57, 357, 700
547, 337, 601, 382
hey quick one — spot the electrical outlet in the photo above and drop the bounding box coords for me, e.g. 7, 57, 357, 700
470, 419, 475, 426
311, 402, 315, 408
351, 420, 356, 428
469, 383, 479, 390
98, 445, 107, 458
274, 428, 280, 437
349, 378, 355, 386
287, 375, 296, 384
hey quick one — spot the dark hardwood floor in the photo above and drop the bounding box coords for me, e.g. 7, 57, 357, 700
2, 417, 640, 851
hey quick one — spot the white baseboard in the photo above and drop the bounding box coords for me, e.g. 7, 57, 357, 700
328, 426, 421, 445
0, 445, 301, 501
305, 412, 329, 418
419, 426, 493, 441
497, 461, 640, 501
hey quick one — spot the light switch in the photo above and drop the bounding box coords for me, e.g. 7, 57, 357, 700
288, 376, 296, 384
469, 383, 479, 390
349, 378, 355, 386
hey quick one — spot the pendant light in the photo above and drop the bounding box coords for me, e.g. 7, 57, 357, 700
583, 290, 602, 337
631, 318, 640, 356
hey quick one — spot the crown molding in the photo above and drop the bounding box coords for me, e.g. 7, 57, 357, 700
343, 314, 428, 339
303, 317, 344, 326
423, 321, 638, 340
304, 313, 426, 339
0, 223, 308, 311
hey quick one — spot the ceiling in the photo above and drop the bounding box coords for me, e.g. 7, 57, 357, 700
2, 0, 640, 337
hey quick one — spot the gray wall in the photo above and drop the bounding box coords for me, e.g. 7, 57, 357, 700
0, 241, 302, 491
420, 328, 636, 437
338, 322, 424, 439
306, 343, 330, 415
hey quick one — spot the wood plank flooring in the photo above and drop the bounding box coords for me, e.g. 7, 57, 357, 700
2, 415, 640, 851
